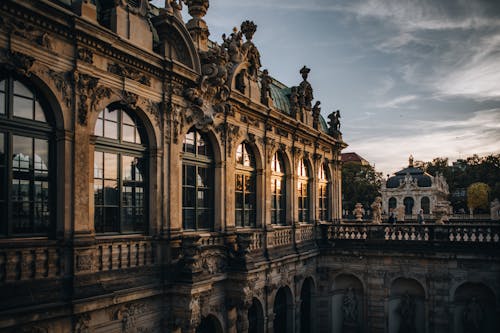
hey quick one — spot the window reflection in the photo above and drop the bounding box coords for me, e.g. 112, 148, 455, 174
297, 158, 310, 223
182, 128, 214, 230
235, 142, 256, 227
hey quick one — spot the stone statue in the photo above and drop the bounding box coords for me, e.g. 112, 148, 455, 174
342, 287, 358, 323
312, 101, 321, 129
353, 203, 365, 222
409, 155, 414, 167
298, 66, 313, 109
396, 205, 405, 222
289, 86, 300, 119
240, 20, 261, 78
371, 197, 382, 224
463, 297, 483, 332
397, 292, 416, 333
222, 27, 243, 63
260, 69, 272, 106
327, 110, 341, 136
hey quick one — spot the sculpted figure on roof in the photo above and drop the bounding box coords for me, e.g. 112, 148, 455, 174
222, 27, 243, 64
298, 66, 313, 109
240, 20, 261, 79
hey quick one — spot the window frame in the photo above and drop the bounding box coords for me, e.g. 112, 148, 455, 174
0, 76, 55, 237
318, 163, 330, 221
181, 128, 214, 231
93, 105, 148, 234
297, 158, 310, 223
271, 151, 286, 225
235, 142, 257, 228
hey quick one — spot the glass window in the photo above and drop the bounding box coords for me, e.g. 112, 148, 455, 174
235, 142, 256, 227
94, 106, 147, 233
318, 163, 329, 221
297, 158, 310, 223
182, 128, 214, 230
271, 152, 286, 225
0, 77, 53, 236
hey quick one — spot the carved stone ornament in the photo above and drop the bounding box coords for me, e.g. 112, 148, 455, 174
74, 313, 91, 333
108, 62, 151, 86
112, 302, 147, 332
298, 65, 313, 110
260, 69, 273, 106
76, 253, 93, 272
327, 110, 341, 137
312, 100, 321, 129
216, 122, 240, 156
120, 91, 139, 109
74, 72, 112, 126
0, 51, 35, 77
77, 47, 94, 64
48, 69, 72, 108
2, 17, 53, 51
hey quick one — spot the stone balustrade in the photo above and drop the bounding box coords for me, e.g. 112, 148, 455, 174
0, 241, 65, 283
268, 226, 293, 247
296, 224, 315, 243
93, 238, 155, 273
328, 223, 500, 244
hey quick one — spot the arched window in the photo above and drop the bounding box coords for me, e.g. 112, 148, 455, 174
297, 158, 310, 223
271, 151, 286, 225
235, 142, 256, 227
421, 196, 430, 214
318, 163, 329, 221
182, 128, 214, 230
389, 197, 397, 211
93, 106, 147, 233
0, 77, 53, 236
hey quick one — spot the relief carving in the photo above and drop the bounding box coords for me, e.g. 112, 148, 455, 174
74, 72, 112, 126
216, 122, 240, 156
74, 313, 91, 333
48, 69, 72, 108
76, 253, 93, 272
77, 47, 94, 64
108, 62, 151, 86
0, 51, 35, 77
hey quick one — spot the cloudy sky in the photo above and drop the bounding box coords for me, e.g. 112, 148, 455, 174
154, 0, 500, 176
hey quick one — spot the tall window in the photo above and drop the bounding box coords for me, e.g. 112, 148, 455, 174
297, 158, 310, 223
0, 77, 52, 236
318, 163, 329, 221
235, 142, 256, 227
94, 106, 147, 233
271, 151, 286, 225
182, 128, 214, 230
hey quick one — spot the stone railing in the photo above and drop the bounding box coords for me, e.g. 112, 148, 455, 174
93, 238, 155, 273
0, 241, 65, 283
328, 223, 500, 244
268, 226, 293, 248
248, 231, 264, 252
296, 224, 315, 243
198, 233, 225, 247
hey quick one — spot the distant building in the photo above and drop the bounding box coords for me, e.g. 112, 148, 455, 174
341, 152, 370, 166
381, 156, 450, 216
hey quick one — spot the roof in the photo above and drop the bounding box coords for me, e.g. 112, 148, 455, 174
341, 152, 370, 165
386, 165, 432, 188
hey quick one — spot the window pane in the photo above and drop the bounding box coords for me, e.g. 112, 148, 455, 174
0, 80, 5, 92
34, 100, 46, 122
94, 151, 104, 179
184, 131, 195, 154
183, 209, 195, 229
122, 111, 134, 125
123, 156, 140, 181
14, 81, 33, 98
104, 120, 118, 139
0, 92, 4, 115
0, 133, 4, 166
122, 124, 135, 143
104, 108, 117, 121
198, 209, 211, 229
94, 182, 103, 205
94, 118, 103, 137
34, 181, 49, 233
103, 207, 119, 232
235, 174, 243, 191
183, 187, 195, 207
104, 180, 118, 205
12, 179, 31, 233
13, 136, 32, 172
104, 153, 118, 179
13, 96, 33, 119
184, 165, 196, 186
34, 139, 49, 176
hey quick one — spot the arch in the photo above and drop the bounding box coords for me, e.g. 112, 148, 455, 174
403, 197, 414, 216
0, 74, 59, 236
154, 15, 201, 73
297, 156, 312, 223
388, 277, 426, 333
452, 282, 497, 333
388, 197, 397, 211
235, 141, 258, 227
92, 103, 150, 234
196, 314, 223, 333
234, 137, 264, 171
420, 197, 430, 214
273, 286, 294, 333
271, 150, 287, 225
300, 277, 315, 333
331, 273, 365, 333
248, 297, 265, 333
318, 162, 330, 221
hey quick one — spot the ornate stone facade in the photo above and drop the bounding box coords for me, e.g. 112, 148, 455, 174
381, 156, 451, 219
0, 2, 498, 333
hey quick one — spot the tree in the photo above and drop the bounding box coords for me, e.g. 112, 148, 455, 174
342, 163, 382, 214
467, 182, 490, 215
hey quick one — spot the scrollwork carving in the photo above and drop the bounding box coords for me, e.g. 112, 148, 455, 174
74, 72, 112, 125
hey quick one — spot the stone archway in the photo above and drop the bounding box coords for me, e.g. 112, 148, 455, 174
196, 315, 223, 333
274, 286, 293, 333
300, 278, 314, 333
389, 197, 397, 211
453, 282, 497, 333
420, 197, 430, 214
248, 298, 264, 333
403, 197, 414, 216
388, 278, 425, 333
331, 274, 364, 333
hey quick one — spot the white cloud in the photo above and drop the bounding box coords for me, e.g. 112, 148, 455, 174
374, 95, 418, 109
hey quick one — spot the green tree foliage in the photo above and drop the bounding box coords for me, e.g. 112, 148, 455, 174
467, 182, 490, 214
342, 163, 382, 213
421, 154, 500, 212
